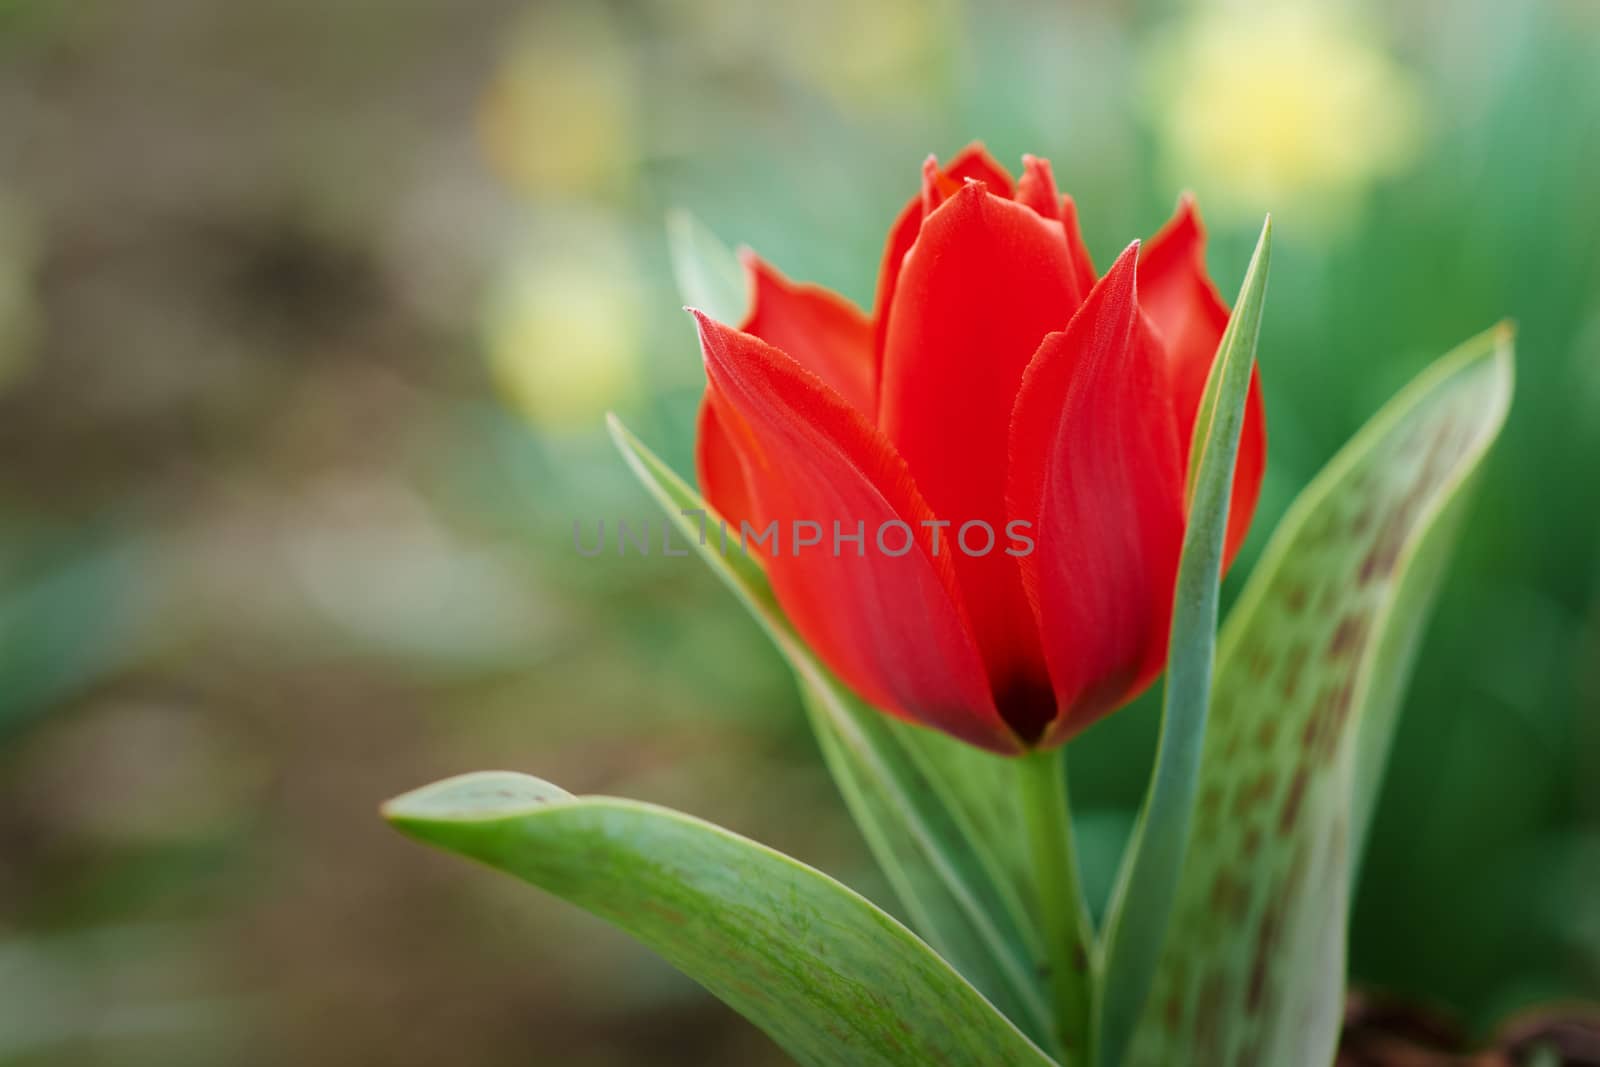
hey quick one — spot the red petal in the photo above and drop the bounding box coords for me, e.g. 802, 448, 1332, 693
692, 311, 1016, 753
1016, 154, 1060, 219
1017, 156, 1095, 308
1007, 244, 1187, 745
1139, 195, 1266, 567
943, 142, 1016, 196
739, 252, 875, 418
870, 144, 1017, 378
879, 181, 1084, 737
1060, 194, 1099, 297
920, 155, 949, 215
695, 396, 756, 532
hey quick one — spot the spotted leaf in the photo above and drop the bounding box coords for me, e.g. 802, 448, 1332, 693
1121, 325, 1514, 1065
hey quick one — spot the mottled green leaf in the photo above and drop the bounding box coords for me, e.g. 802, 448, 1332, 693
385, 772, 1056, 1067
607, 415, 1056, 1053
666, 210, 748, 325
1096, 217, 1272, 1067
1122, 325, 1514, 1065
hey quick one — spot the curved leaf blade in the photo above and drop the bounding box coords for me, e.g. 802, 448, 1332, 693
798, 684, 1055, 1051
386, 772, 1057, 1067
606, 415, 1056, 1052
1096, 218, 1273, 1067
667, 210, 749, 325
1121, 326, 1514, 1065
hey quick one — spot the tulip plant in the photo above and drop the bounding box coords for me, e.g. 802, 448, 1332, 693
385, 148, 1514, 1066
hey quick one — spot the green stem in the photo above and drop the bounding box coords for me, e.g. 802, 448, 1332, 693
1018, 747, 1095, 1064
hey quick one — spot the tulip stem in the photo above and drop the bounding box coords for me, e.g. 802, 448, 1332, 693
1018, 747, 1095, 1064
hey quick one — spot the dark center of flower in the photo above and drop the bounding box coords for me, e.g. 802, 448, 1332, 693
995, 675, 1058, 746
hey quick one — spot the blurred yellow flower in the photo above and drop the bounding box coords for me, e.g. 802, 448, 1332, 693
1143, 1, 1423, 222
478, 10, 634, 198
483, 219, 640, 431
781, 0, 953, 111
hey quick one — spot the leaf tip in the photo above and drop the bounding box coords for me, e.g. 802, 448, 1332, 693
604, 410, 637, 455
1493, 318, 1517, 349
1491, 319, 1517, 402
1250, 214, 1273, 271
382, 771, 575, 829
1448, 321, 1517, 402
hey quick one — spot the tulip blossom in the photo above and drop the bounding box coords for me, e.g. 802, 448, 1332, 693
693, 146, 1265, 754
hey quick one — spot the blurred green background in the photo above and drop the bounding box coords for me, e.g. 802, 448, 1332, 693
1, 0, 1596, 1063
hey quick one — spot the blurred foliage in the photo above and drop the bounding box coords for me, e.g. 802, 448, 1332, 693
0, 0, 1596, 1062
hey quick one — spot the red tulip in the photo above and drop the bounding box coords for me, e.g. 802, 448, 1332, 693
693, 146, 1266, 754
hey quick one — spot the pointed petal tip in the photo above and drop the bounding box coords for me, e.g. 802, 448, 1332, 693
921, 173, 993, 219
687, 307, 725, 356
1176, 192, 1206, 231
1158, 193, 1204, 238
1142, 197, 1216, 279
688, 307, 756, 353
921, 155, 943, 212
1016, 154, 1060, 218
944, 143, 1015, 191
686, 306, 720, 337
1090, 242, 1144, 317
737, 248, 785, 291
954, 176, 993, 200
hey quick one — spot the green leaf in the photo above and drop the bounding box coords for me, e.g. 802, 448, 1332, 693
385, 772, 1057, 1067
666, 210, 749, 325
607, 415, 1057, 1054
802, 697, 1056, 1045
1095, 217, 1273, 1067
1120, 325, 1513, 1065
